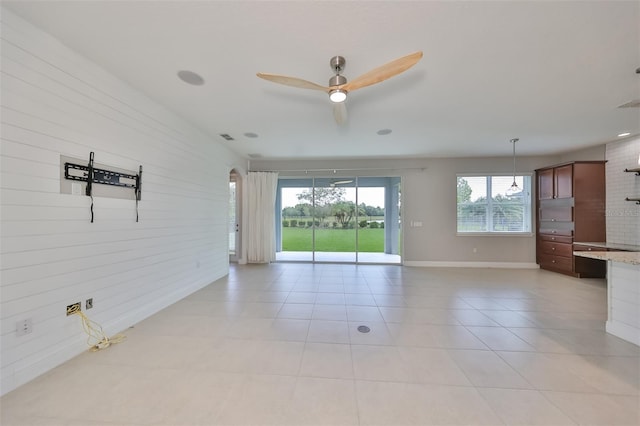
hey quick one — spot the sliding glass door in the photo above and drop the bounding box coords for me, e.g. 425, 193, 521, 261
276, 176, 401, 264
357, 177, 401, 264
279, 182, 314, 262
313, 178, 357, 262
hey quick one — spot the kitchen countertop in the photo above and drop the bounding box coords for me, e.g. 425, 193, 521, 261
573, 250, 640, 266
574, 242, 640, 252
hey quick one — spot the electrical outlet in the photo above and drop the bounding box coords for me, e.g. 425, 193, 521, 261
16, 319, 32, 336
66, 302, 81, 316
86, 298, 93, 309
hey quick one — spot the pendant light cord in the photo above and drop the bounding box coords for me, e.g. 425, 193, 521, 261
509, 138, 519, 192
512, 139, 517, 181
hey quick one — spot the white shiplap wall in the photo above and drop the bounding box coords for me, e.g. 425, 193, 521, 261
606, 137, 640, 245
0, 9, 244, 395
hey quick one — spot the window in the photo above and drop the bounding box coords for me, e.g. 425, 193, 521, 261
457, 175, 532, 234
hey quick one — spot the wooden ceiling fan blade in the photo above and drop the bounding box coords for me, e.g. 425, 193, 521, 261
256, 73, 329, 91
341, 51, 423, 92
333, 102, 347, 125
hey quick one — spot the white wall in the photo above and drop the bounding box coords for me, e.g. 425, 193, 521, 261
0, 9, 244, 395
558, 144, 606, 162
606, 136, 640, 245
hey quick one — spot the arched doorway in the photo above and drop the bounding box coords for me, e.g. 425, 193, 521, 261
229, 169, 242, 263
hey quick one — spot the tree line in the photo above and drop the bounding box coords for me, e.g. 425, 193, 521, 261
282, 188, 384, 229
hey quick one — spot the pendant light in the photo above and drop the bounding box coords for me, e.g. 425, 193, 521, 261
507, 138, 520, 195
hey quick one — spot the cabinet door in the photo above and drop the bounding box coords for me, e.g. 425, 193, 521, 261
538, 168, 554, 200
539, 206, 573, 222
554, 164, 573, 199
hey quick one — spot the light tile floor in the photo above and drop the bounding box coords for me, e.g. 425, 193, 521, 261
2, 264, 639, 425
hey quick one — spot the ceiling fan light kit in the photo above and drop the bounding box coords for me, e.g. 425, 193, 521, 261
257, 51, 423, 122
329, 89, 347, 103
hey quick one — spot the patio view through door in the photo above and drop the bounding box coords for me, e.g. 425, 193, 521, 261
275, 176, 401, 264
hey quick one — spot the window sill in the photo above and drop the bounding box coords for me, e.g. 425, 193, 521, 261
456, 232, 535, 237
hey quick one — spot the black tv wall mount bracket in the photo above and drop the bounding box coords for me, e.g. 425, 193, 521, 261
64, 152, 142, 222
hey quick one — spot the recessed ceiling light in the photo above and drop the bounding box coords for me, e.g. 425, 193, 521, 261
618, 132, 631, 137
244, 132, 259, 138
177, 70, 205, 86
376, 129, 392, 135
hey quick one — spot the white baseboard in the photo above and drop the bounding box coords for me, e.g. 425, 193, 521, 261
403, 261, 540, 269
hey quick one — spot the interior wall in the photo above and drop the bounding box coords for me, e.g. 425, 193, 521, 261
401, 155, 556, 266
251, 140, 612, 266
606, 136, 640, 245
0, 9, 244, 395
251, 154, 559, 266
558, 144, 606, 162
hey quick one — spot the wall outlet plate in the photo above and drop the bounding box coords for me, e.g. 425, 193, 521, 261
66, 302, 81, 316
16, 319, 32, 336
86, 298, 93, 309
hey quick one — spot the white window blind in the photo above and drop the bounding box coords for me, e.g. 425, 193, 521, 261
457, 175, 532, 234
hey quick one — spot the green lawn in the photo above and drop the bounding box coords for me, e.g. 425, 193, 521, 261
282, 228, 384, 252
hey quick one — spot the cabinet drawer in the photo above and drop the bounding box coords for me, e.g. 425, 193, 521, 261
539, 228, 573, 237
539, 206, 573, 222
538, 254, 573, 272
539, 241, 573, 257
540, 234, 573, 244
573, 244, 607, 252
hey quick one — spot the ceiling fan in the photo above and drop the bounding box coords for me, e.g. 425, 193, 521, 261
330, 179, 353, 187
257, 51, 423, 124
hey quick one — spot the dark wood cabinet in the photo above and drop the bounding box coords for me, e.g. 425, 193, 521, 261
554, 164, 574, 199
535, 161, 606, 277
572, 244, 608, 278
538, 164, 574, 200
539, 206, 573, 222
538, 168, 554, 200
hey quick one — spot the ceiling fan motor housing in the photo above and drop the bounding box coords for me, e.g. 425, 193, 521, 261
329, 74, 347, 87
330, 56, 346, 73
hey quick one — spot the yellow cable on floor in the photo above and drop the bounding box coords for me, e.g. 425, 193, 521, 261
72, 310, 126, 352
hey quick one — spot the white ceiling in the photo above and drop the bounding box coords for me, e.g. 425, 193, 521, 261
4, 1, 639, 160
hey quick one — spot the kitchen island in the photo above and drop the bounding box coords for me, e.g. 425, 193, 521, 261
574, 250, 640, 346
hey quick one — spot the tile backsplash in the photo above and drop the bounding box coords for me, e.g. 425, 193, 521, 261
606, 137, 640, 245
